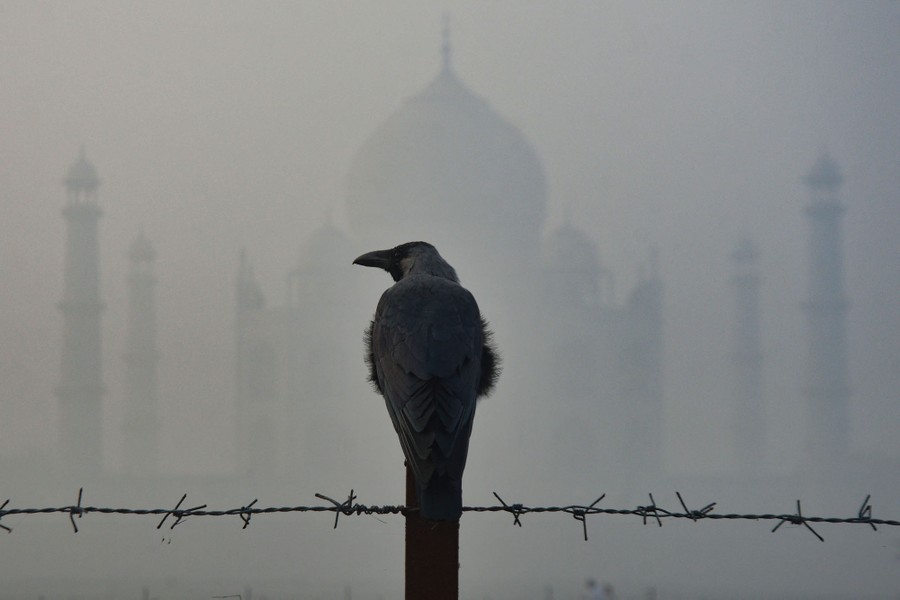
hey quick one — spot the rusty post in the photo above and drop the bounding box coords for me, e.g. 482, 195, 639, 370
405, 464, 459, 599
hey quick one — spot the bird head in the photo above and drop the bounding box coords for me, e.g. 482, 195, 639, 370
353, 241, 458, 283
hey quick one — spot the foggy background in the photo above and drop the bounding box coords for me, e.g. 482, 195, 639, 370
0, 1, 898, 598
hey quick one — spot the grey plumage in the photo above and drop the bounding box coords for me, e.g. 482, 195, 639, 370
353, 241, 499, 520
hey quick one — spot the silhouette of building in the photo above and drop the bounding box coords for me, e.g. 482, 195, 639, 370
122, 231, 160, 474
344, 34, 664, 489
37, 37, 663, 489
731, 237, 765, 473
345, 32, 545, 314
234, 249, 277, 476
802, 153, 850, 466
233, 36, 665, 487
535, 223, 663, 484
56, 150, 106, 474
619, 250, 664, 479
234, 221, 364, 477
47, 44, 871, 504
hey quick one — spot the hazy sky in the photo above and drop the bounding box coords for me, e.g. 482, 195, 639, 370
0, 2, 898, 595
3, 0, 897, 463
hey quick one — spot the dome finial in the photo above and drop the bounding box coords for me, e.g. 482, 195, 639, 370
805, 151, 842, 192
64, 147, 100, 194
441, 13, 452, 72
561, 188, 577, 227
129, 227, 156, 262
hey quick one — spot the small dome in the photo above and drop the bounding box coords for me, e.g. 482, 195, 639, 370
805, 153, 842, 191
295, 221, 353, 272
288, 221, 357, 311
732, 237, 758, 264
542, 222, 602, 273
237, 250, 265, 311
541, 222, 605, 310
65, 150, 100, 192
128, 231, 156, 262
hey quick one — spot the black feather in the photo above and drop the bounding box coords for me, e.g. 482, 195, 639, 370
363, 319, 383, 394
477, 317, 500, 398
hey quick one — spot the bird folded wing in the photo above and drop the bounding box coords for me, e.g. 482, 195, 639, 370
372, 278, 482, 485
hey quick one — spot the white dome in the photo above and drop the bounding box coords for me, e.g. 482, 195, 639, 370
541, 222, 605, 310
542, 222, 602, 273
345, 66, 547, 279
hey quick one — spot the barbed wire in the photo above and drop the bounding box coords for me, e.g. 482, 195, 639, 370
0, 488, 895, 542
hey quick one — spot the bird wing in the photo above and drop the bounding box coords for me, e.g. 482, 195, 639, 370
371, 275, 483, 485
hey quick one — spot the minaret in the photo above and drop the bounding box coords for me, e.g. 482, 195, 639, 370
234, 250, 273, 476
122, 231, 160, 474
802, 153, 850, 465
622, 248, 664, 478
56, 149, 105, 473
731, 238, 765, 473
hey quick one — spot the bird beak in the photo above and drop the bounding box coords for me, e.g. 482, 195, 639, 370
353, 249, 392, 270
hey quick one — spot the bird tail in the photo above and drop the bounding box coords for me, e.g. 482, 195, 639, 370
418, 475, 462, 521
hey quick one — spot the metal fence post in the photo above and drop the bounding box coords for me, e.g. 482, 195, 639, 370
405, 465, 459, 599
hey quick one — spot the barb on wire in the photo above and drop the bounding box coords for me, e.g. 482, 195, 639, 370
637, 493, 663, 527
0, 500, 11, 533
771, 500, 824, 542
675, 491, 716, 522
314, 489, 357, 529
157, 493, 186, 530
858, 494, 876, 531
571, 494, 605, 541
238, 499, 257, 530
492, 492, 524, 527
156, 494, 207, 530
69, 488, 84, 533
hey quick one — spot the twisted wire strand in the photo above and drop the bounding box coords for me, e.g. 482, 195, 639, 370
0, 489, 895, 541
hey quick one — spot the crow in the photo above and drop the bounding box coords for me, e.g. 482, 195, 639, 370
354, 241, 499, 520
